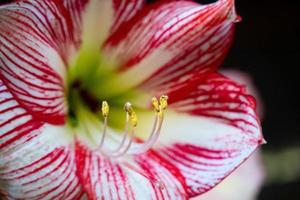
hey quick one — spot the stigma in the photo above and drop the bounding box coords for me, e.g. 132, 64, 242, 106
97, 95, 168, 158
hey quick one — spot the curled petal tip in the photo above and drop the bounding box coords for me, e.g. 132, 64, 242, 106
261, 138, 268, 145
258, 138, 267, 145
234, 15, 242, 23
227, 0, 242, 23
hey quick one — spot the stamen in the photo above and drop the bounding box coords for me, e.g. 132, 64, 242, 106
97, 95, 168, 157
152, 97, 160, 112
98, 101, 109, 149
128, 95, 168, 154
102, 101, 109, 117
159, 95, 168, 110
125, 102, 138, 127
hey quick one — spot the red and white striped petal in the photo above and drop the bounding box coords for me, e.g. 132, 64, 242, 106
0, 79, 40, 151
0, 0, 76, 124
103, 0, 237, 90
76, 142, 187, 200
0, 127, 83, 200
148, 72, 264, 197
111, 0, 146, 34
0, 80, 82, 199
62, 0, 89, 47
64, 0, 145, 52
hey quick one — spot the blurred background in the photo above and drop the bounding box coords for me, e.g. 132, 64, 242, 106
1, 0, 299, 199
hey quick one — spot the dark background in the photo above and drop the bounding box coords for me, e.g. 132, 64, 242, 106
1, 0, 299, 199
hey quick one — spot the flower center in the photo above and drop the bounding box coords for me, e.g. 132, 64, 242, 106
66, 51, 168, 156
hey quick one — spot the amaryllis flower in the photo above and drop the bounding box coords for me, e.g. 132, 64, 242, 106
0, 0, 264, 199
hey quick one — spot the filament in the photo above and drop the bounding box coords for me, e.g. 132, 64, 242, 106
128, 112, 164, 154
98, 116, 108, 149
112, 113, 130, 153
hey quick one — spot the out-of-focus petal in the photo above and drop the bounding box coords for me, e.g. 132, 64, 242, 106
0, 80, 82, 199
103, 0, 237, 91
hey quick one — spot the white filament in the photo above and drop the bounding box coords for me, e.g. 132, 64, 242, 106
97, 116, 108, 149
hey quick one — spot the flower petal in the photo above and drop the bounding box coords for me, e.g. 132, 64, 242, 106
0, 80, 82, 199
103, 0, 237, 91
65, 0, 146, 84
0, 0, 75, 124
148, 72, 264, 197
62, 0, 89, 46
76, 142, 187, 200
110, 0, 146, 34
63, 0, 145, 49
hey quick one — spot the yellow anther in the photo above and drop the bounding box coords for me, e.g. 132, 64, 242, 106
152, 97, 160, 112
102, 101, 109, 117
129, 111, 138, 127
125, 102, 138, 127
159, 95, 168, 110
